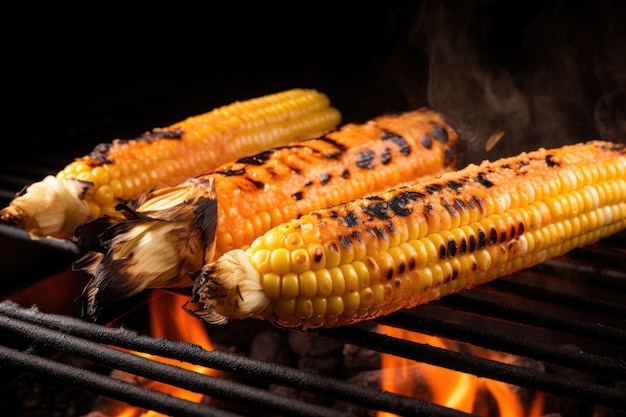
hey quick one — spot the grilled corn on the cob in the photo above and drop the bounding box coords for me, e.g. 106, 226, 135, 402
0, 88, 341, 239
75, 109, 460, 320
186, 140, 626, 329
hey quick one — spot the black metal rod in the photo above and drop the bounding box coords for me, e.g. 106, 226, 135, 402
0, 312, 345, 417
482, 275, 626, 317
0, 301, 474, 417
375, 311, 626, 380
313, 325, 626, 411
0, 345, 238, 417
433, 293, 626, 345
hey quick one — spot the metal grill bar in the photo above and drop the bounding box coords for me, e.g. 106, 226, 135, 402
433, 293, 626, 345
375, 311, 626, 380
479, 277, 626, 317
314, 325, 626, 410
0, 301, 474, 417
0, 345, 238, 417
0, 309, 348, 417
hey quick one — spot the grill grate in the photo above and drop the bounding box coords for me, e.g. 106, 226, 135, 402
0, 231, 625, 416
0, 300, 471, 417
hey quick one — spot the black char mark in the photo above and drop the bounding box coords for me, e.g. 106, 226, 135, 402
387, 193, 414, 217
447, 239, 457, 257
362, 191, 420, 221
246, 178, 265, 189
141, 127, 183, 141
363, 202, 389, 220
489, 228, 498, 245
330, 210, 359, 227
317, 136, 347, 159
221, 167, 247, 176
344, 211, 359, 227
381, 130, 411, 156
442, 201, 458, 218
477, 229, 487, 249
545, 154, 560, 167
421, 134, 432, 149
339, 235, 352, 249
356, 150, 377, 169
381, 147, 392, 165
320, 172, 331, 185
237, 149, 275, 165
89, 127, 184, 164
431, 125, 448, 142
475, 173, 494, 188
292, 191, 303, 201
447, 181, 464, 192
425, 184, 444, 194
472, 196, 486, 213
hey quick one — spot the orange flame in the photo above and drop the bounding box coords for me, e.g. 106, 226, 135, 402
114, 290, 217, 417
376, 325, 543, 417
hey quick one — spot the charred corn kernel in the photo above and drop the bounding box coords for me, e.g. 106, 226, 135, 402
290, 248, 311, 274
78, 108, 463, 320
324, 241, 342, 268
1, 88, 341, 239
189, 141, 626, 329
286, 233, 306, 251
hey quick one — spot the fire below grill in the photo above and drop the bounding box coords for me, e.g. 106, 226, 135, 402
0, 229, 625, 417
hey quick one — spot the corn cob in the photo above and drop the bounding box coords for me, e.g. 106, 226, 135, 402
75, 109, 460, 320
186, 141, 626, 329
0, 88, 341, 239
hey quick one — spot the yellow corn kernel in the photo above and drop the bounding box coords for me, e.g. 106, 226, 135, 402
261, 272, 281, 301
290, 248, 311, 274
281, 273, 300, 299
270, 248, 291, 275
295, 299, 313, 319
315, 269, 333, 297
324, 241, 342, 268
326, 296, 344, 317
299, 270, 318, 299
311, 297, 327, 317
342, 291, 361, 315
329, 267, 346, 296
275, 299, 296, 319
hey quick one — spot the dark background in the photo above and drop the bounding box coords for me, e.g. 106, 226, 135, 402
2, 0, 625, 177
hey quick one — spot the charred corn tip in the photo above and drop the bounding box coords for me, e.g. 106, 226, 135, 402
189, 249, 269, 325
0, 175, 91, 239
75, 177, 219, 320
